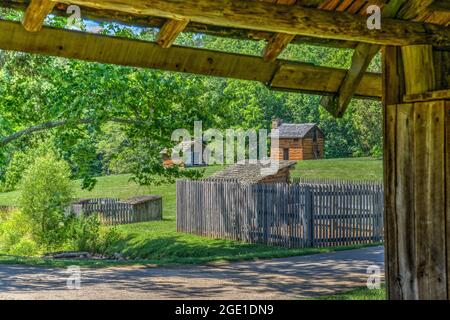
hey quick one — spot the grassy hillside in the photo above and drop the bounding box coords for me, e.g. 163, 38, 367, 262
0, 158, 383, 267
292, 157, 382, 181
0, 157, 382, 207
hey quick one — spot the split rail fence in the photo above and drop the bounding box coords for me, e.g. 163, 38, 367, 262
177, 180, 384, 248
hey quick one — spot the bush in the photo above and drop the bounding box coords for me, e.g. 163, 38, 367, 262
19, 154, 74, 251
9, 238, 40, 256
2, 153, 121, 256
67, 214, 101, 252
0, 210, 39, 256
67, 214, 122, 254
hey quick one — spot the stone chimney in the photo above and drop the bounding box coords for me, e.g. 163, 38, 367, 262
272, 118, 282, 129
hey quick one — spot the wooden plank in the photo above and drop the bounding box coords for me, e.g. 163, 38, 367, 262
156, 18, 189, 48
269, 63, 381, 99
261, 0, 297, 62
263, 33, 295, 62
0, 0, 358, 49
320, 0, 407, 117
0, 20, 382, 99
320, 43, 380, 117
413, 101, 447, 299
22, 0, 55, 32
404, 89, 450, 102
446, 100, 450, 300
395, 103, 417, 299
401, 45, 437, 95
55, 0, 450, 46
382, 46, 402, 300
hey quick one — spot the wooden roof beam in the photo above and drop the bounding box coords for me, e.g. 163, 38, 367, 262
22, 0, 55, 32
261, 0, 297, 62
0, 19, 381, 99
320, 0, 408, 117
0, 1, 358, 49
51, 0, 450, 46
156, 18, 189, 48
320, 43, 381, 117
429, 0, 450, 12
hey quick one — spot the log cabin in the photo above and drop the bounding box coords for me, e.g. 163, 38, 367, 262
0, 0, 449, 300
270, 119, 324, 161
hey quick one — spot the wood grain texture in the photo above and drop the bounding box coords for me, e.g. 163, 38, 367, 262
320, 43, 380, 117
53, 0, 450, 46
401, 45, 436, 95
22, 0, 55, 32
320, 0, 408, 117
412, 101, 447, 299
1, 0, 359, 49
156, 18, 189, 48
261, 0, 297, 62
404, 89, 450, 102
382, 46, 402, 300
263, 33, 295, 62
384, 44, 450, 300
0, 20, 381, 99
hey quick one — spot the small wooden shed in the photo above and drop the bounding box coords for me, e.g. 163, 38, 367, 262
270, 120, 324, 161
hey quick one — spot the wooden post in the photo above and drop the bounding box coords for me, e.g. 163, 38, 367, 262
383, 45, 450, 300
305, 186, 314, 247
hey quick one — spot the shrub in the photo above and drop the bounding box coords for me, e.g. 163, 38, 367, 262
0, 210, 39, 256
67, 214, 101, 252
9, 238, 40, 256
18, 154, 74, 251
67, 214, 122, 254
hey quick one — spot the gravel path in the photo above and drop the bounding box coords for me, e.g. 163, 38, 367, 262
0, 246, 384, 300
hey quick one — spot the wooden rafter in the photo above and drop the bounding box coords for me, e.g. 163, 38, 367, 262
51, 0, 450, 46
0, 0, 358, 49
320, 0, 410, 117
0, 19, 381, 99
429, 0, 450, 12
261, 0, 297, 62
320, 43, 381, 117
156, 18, 189, 48
22, 0, 55, 32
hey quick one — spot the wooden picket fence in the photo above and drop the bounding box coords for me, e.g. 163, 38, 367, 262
177, 180, 384, 248
70, 196, 163, 226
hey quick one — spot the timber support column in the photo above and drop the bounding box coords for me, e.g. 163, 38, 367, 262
383, 45, 450, 300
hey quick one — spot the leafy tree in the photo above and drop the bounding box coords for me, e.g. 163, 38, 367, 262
19, 153, 73, 250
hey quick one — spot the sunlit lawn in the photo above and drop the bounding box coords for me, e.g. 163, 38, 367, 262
0, 157, 383, 268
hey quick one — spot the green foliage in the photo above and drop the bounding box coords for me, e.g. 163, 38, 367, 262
66, 215, 101, 253
66, 214, 121, 254
0, 209, 39, 256
18, 154, 74, 250
0, 25, 383, 189
8, 238, 40, 257
2, 151, 28, 192
314, 285, 386, 300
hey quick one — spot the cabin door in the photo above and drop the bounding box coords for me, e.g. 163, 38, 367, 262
283, 148, 289, 160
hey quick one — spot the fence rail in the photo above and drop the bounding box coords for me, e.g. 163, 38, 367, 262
177, 180, 384, 248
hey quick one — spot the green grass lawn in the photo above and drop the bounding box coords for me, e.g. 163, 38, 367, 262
312, 285, 386, 300
292, 157, 383, 181
0, 157, 383, 268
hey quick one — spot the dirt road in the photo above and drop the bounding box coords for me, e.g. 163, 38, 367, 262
0, 246, 384, 300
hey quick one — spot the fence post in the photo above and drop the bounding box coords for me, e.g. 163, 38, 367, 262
305, 186, 314, 247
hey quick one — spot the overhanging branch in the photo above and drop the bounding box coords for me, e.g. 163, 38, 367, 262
0, 118, 150, 147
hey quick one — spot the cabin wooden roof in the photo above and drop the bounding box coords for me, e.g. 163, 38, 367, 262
0, 0, 449, 118
270, 123, 321, 139
205, 160, 297, 183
